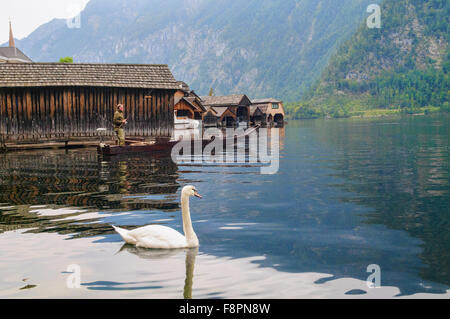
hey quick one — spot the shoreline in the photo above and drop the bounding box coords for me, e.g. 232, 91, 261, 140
287, 106, 446, 120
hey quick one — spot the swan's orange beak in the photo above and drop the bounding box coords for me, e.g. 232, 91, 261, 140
194, 191, 202, 199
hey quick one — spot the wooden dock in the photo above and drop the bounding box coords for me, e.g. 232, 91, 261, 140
2, 137, 114, 152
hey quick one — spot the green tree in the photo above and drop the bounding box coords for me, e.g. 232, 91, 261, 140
59, 57, 74, 63
208, 88, 214, 96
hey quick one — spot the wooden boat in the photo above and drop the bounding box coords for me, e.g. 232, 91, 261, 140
98, 139, 178, 156
98, 125, 260, 156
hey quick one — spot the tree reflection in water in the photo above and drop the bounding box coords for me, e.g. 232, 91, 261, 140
0, 150, 180, 238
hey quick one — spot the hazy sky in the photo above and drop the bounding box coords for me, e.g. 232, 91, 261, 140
0, 0, 90, 44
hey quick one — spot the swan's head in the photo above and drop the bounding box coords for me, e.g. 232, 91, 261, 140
182, 185, 202, 199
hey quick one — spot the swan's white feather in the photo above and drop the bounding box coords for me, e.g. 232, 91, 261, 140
128, 225, 187, 249
112, 226, 137, 245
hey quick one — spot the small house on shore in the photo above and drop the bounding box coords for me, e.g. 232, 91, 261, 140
214, 106, 238, 127
175, 96, 206, 120
174, 81, 206, 120
0, 63, 180, 145
200, 94, 251, 127
202, 107, 219, 127
251, 98, 285, 127
249, 105, 267, 127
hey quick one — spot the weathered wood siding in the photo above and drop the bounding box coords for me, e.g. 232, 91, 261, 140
0, 86, 174, 142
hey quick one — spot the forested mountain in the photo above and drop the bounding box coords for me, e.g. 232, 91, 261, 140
10, 0, 379, 101
288, 0, 449, 118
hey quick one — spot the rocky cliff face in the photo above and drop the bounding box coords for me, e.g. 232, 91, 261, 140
12, 0, 380, 101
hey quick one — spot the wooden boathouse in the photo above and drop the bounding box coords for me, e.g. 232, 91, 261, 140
249, 105, 267, 127
200, 94, 251, 127
0, 63, 180, 147
202, 107, 219, 127
251, 98, 285, 127
174, 81, 206, 120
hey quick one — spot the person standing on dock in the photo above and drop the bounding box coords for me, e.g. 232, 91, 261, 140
114, 104, 127, 146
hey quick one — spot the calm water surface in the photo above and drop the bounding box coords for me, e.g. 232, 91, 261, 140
0, 114, 449, 298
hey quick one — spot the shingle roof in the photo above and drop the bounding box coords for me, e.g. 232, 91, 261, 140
0, 47, 32, 63
176, 96, 206, 113
200, 95, 248, 107
250, 104, 268, 114
177, 81, 190, 92
204, 107, 218, 116
252, 98, 283, 104
0, 63, 179, 89
250, 104, 268, 115
184, 96, 206, 112
212, 106, 237, 117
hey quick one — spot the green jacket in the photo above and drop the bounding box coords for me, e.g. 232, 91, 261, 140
113, 111, 125, 130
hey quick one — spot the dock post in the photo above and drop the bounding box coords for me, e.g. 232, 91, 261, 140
0, 134, 6, 153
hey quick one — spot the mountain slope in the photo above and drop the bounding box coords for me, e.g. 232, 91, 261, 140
288, 0, 449, 118
11, 0, 380, 101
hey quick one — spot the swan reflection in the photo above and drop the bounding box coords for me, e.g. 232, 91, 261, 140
119, 244, 198, 299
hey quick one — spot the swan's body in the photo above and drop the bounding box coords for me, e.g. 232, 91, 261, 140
112, 224, 194, 249
113, 186, 201, 249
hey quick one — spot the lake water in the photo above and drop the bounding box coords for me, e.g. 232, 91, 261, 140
0, 114, 449, 298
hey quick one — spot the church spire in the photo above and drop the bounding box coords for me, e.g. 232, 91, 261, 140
9, 20, 15, 48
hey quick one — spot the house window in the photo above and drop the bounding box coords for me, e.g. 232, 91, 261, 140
272, 103, 279, 109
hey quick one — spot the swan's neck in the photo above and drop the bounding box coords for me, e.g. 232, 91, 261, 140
181, 195, 198, 247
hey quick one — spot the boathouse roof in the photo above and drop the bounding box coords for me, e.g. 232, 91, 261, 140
184, 96, 207, 112
200, 94, 251, 107
176, 80, 190, 92
250, 104, 268, 115
0, 63, 179, 89
204, 107, 218, 116
211, 106, 237, 117
251, 98, 283, 104
176, 96, 207, 113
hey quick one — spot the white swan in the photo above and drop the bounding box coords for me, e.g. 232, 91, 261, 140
113, 185, 202, 249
